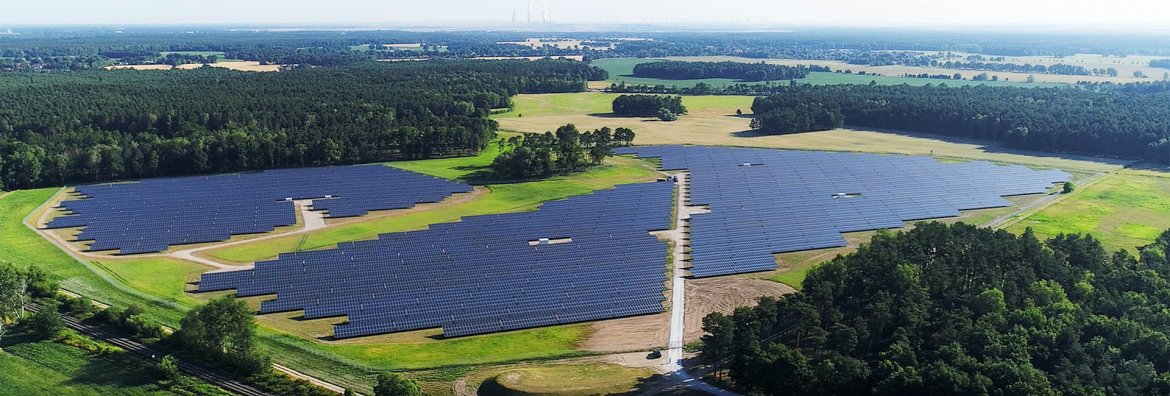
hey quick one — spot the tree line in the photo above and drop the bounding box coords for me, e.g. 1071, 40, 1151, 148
749, 84, 1170, 163
611, 94, 688, 118
631, 60, 828, 82
0, 59, 606, 190
490, 124, 633, 179
702, 223, 1170, 395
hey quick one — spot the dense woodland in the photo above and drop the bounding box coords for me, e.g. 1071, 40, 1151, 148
702, 223, 1170, 395
631, 61, 827, 81
750, 84, 1170, 163
611, 94, 688, 117
489, 124, 633, 179
0, 59, 606, 189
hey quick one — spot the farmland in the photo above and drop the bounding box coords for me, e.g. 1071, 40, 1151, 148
590, 57, 1065, 88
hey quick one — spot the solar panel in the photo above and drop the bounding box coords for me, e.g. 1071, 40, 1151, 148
44, 165, 473, 254
617, 145, 1070, 277
198, 181, 676, 338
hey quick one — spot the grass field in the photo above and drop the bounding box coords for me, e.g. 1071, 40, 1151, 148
204, 154, 659, 263
480, 363, 655, 395
0, 333, 228, 395
1007, 170, 1170, 253
0, 189, 189, 324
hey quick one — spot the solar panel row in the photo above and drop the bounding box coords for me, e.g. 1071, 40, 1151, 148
198, 181, 676, 338
617, 146, 1070, 278
44, 166, 472, 254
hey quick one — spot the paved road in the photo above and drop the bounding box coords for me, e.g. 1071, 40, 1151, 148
28, 303, 275, 396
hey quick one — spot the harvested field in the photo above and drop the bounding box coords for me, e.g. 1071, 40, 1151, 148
108, 61, 282, 72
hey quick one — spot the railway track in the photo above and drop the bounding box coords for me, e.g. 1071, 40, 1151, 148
27, 303, 274, 396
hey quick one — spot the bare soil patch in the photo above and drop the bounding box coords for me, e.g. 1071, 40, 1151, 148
682, 277, 795, 342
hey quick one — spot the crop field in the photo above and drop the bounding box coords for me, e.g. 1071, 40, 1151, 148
109, 61, 281, 72
159, 51, 226, 57
1007, 170, 1170, 253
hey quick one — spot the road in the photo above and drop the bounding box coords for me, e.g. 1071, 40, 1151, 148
660, 172, 742, 396
27, 303, 274, 396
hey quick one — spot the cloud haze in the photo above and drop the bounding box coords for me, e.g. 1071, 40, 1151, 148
3, 0, 1169, 28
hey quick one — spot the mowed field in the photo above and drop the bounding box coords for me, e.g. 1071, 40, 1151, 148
1007, 170, 1170, 254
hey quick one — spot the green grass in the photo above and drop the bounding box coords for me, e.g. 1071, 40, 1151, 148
591, 58, 1063, 88
89, 257, 207, 306
205, 157, 659, 263
323, 326, 590, 371
1008, 171, 1170, 253
0, 189, 187, 324
389, 138, 504, 181
0, 334, 228, 395
491, 92, 754, 119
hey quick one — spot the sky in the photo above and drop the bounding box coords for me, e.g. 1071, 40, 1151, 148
3, 0, 1170, 28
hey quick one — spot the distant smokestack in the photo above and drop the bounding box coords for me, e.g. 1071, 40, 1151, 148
542, 2, 548, 24
527, 0, 533, 24
512, 8, 517, 24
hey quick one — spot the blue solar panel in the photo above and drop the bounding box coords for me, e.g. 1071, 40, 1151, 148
44, 165, 472, 254
617, 145, 1070, 278
198, 181, 676, 338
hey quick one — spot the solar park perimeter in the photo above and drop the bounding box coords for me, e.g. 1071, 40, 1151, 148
36, 146, 1069, 341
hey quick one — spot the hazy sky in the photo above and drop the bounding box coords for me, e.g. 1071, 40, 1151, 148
3, 0, 1170, 28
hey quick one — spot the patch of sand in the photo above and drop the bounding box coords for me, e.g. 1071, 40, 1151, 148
682, 278, 795, 342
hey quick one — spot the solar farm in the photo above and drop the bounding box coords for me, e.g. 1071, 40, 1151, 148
199, 181, 675, 338
35, 145, 1070, 341
617, 146, 1071, 277
44, 166, 471, 254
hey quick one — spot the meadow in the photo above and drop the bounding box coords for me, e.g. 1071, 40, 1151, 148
1007, 170, 1170, 253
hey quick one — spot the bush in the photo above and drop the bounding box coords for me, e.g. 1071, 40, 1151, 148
62, 296, 95, 317
374, 372, 421, 396
31, 301, 65, 339
158, 355, 180, 380
1063, 181, 1076, 194
656, 108, 679, 122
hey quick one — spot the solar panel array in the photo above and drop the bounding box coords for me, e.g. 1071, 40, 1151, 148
617, 146, 1070, 277
45, 166, 472, 254
198, 181, 675, 338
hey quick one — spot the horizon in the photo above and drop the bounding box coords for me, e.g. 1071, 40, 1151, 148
4, 0, 1170, 31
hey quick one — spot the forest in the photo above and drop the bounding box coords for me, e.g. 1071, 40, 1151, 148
631, 61, 827, 81
0, 59, 606, 189
611, 95, 688, 117
702, 223, 1170, 395
489, 124, 633, 179
749, 84, 1170, 163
